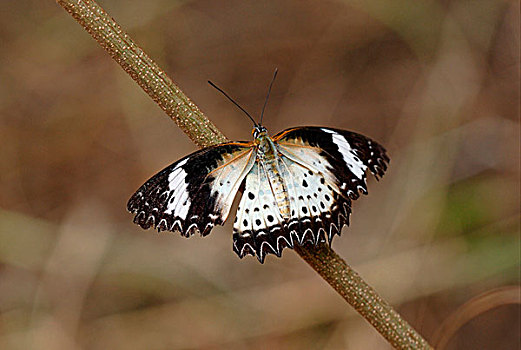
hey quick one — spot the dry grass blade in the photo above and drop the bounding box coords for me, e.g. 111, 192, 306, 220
432, 285, 521, 350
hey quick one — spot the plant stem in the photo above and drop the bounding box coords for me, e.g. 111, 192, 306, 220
56, 0, 433, 348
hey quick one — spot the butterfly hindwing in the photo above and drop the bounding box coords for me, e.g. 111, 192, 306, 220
233, 161, 294, 263
233, 152, 354, 263
128, 143, 255, 237
278, 155, 351, 244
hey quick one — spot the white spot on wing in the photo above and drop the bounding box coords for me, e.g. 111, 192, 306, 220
322, 129, 366, 179
164, 159, 191, 219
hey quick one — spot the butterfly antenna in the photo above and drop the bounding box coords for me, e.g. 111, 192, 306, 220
259, 68, 278, 126
208, 80, 257, 126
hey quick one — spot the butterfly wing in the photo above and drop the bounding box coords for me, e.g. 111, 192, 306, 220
128, 142, 256, 237
273, 126, 389, 198
233, 156, 352, 263
277, 154, 352, 245
232, 161, 293, 263
232, 126, 389, 262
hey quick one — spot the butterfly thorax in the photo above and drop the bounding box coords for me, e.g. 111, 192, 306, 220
254, 130, 292, 220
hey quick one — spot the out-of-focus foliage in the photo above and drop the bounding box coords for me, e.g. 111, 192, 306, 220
0, 1, 519, 349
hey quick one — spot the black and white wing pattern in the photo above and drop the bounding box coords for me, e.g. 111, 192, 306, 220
128, 143, 255, 237
233, 127, 389, 262
128, 126, 388, 263
275, 126, 389, 196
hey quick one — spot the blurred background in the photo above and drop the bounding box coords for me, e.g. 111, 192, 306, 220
0, 0, 519, 349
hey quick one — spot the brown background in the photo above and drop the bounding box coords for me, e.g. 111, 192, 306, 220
0, 0, 519, 349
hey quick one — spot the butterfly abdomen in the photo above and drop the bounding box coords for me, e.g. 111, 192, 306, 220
261, 156, 291, 219
256, 134, 291, 220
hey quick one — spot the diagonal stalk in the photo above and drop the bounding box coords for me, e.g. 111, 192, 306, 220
56, 1, 433, 348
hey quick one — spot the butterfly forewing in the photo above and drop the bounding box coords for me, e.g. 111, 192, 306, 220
274, 127, 389, 198
128, 142, 255, 236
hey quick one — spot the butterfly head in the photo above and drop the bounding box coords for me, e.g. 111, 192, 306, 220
252, 125, 268, 140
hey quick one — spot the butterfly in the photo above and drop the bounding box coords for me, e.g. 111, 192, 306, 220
127, 71, 389, 263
